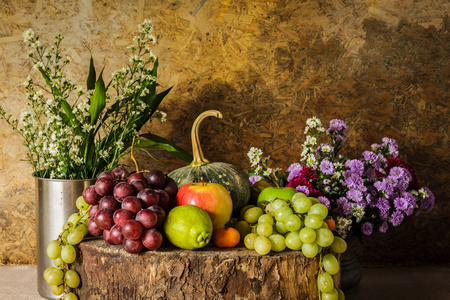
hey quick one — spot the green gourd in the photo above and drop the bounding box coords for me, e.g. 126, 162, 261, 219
168, 110, 251, 215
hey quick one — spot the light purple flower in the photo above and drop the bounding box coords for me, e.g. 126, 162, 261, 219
345, 159, 364, 175
249, 175, 262, 185
377, 198, 390, 220
419, 187, 435, 212
390, 210, 404, 226
325, 186, 331, 193
362, 151, 380, 169
295, 185, 310, 195
394, 197, 409, 212
318, 196, 331, 209
287, 163, 303, 181
327, 119, 348, 136
382, 137, 399, 157
401, 192, 416, 216
320, 160, 335, 175
361, 222, 373, 236
323, 179, 330, 185
347, 189, 364, 204
343, 173, 365, 190
379, 221, 389, 233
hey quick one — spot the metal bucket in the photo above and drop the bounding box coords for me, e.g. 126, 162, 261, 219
35, 176, 96, 299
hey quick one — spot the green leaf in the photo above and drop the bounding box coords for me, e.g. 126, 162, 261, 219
38, 67, 62, 96
87, 55, 96, 91
136, 133, 193, 163
89, 69, 106, 125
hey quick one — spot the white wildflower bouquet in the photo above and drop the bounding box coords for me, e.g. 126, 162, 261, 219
0, 20, 191, 179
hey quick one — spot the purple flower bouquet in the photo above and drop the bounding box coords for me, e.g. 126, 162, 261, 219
247, 117, 435, 239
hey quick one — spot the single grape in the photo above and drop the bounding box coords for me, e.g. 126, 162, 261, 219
291, 194, 312, 214
239, 205, 255, 219
284, 214, 302, 232
308, 203, 329, 219
127, 172, 147, 185
271, 199, 290, 211
315, 228, 335, 247
330, 236, 347, 254
163, 176, 178, 198
130, 179, 148, 194
142, 228, 163, 250
317, 271, 334, 293
45, 267, 64, 285
285, 231, 303, 250
264, 202, 275, 216
112, 166, 129, 180
137, 188, 160, 208
258, 214, 274, 225
43, 267, 56, 282
53, 256, 64, 268
75, 223, 89, 236
64, 269, 81, 288
68, 213, 81, 227
47, 240, 62, 260
67, 228, 84, 245
50, 284, 64, 296
64, 292, 79, 300
254, 236, 271, 255
99, 195, 121, 212
256, 222, 273, 237
235, 220, 251, 240
304, 214, 323, 229
109, 224, 125, 245
244, 207, 264, 224
309, 197, 320, 205
98, 170, 115, 180
323, 253, 340, 275
61, 244, 77, 264
95, 177, 115, 196
122, 219, 144, 240
121, 196, 142, 215
113, 182, 134, 202
147, 205, 166, 227
299, 227, 316, 244
87, 217, 103, 236
337, 288, 346, 300
95, 209, 115, 230
155, 189, 171, 212
146, 170, 166, 189
76, 196, 90, 211
136, 209, 158, 229
268, 234, 286, 252
274, 206, 293, 223
322, 288, 339, 300
244, 233, 259, 250
83, 185, 102, 205
123, 237, 144, 254
275, 221, 288, 234
301, 242, 319, 258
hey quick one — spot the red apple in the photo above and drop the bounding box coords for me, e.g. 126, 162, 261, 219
174, 182, 233, 229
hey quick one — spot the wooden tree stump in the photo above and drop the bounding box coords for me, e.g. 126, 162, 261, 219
72, 239, 340, 300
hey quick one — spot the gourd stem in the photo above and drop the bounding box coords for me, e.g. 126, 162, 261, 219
190, 110, 223, 167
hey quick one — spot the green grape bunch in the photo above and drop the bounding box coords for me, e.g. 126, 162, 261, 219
234, 191, 348, 300
44, 195, 90, 300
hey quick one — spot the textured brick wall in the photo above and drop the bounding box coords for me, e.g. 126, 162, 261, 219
0, 0, 448, 264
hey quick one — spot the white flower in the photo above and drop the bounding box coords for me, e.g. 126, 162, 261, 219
74, 157, 83, 165
321, 145, 332, 152
158, 110, 167, 122
116, 140, 124, 149
263, 168, 273, 177
23, 76, 32, 87
23, 29, 35, 42
306, 116, 322, 128
33, 61, 43, 70
48, 143, 58, 155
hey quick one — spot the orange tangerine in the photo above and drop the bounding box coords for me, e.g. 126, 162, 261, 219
212, 227, 240, 248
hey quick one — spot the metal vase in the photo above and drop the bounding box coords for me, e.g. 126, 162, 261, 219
35, 176, 96, 299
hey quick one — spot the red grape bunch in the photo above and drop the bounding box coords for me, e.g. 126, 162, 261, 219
85, 167, 178, 254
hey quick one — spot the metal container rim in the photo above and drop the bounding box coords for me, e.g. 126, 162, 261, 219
33, 174, 97, 182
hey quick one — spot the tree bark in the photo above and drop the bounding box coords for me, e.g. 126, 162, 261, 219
72, 239, 339, 300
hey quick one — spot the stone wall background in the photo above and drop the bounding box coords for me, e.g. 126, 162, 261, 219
0, 0, 448, 265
